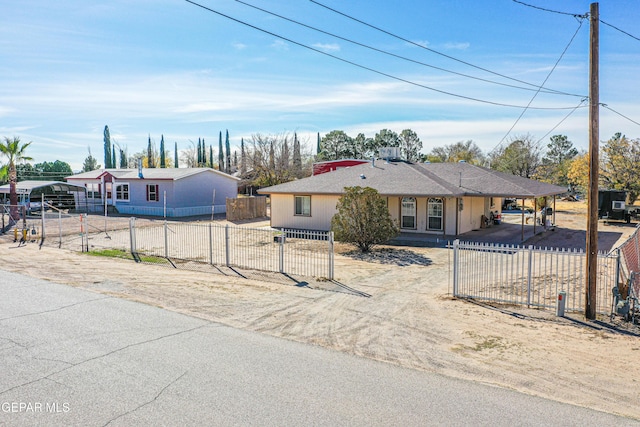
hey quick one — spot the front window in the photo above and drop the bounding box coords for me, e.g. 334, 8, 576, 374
86, 183, 100, 199
115, 183, 129, 201
294, 195, 311, 216
427, 198, 443, 231
401, 197, 416, 229
147, 184, 159, 202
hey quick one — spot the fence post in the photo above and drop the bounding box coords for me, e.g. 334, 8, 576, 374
614, 248, 621, 289
279, 229, 284, 273
329, 231, 334, 280
527, 245, 534, 307
40, 194, 45, 243
58, 208, 62, 248
129, 217, 136, 256
209, 223, 213, 265
225, 224, 230, 267
164, 221, 168, 259
452, 239, 459, 296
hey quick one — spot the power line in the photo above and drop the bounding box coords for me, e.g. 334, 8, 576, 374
511, 0, 587, 19
491, 17, 586, 153
185, 0, 584, 110
600, 19, 640, 43
535, 99, 587, 145
234, 0, 582, 97
309, 0, 577, 94
602, 104, 640, 127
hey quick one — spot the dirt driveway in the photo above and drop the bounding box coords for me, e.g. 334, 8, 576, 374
2, 200, 640, 420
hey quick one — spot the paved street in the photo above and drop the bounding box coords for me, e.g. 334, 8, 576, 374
0, 270, 637, 426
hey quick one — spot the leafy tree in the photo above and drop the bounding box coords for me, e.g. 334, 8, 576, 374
489, 135, 540, 178
331, 186, 399, 253
0, 136, 33, 219
566, 152, 589, 194
320, 130, 352, 160
103, 125, 112, 169
83, 148, 100, 172
373, 129, 400, 156
160, 135, 166, 168
179, 141, 197, 168
537, 135, 578, 186
33, 160, 72, 181
601, 133, 640, 203
399, 129, 422, 162
427, 140, 485, 164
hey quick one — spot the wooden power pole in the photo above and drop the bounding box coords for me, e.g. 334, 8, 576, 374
585, 2, 599, 320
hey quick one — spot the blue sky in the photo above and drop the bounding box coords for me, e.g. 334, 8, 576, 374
1, 0, 639, 170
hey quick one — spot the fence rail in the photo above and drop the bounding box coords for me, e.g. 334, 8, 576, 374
452, 240, 617, 315
8, 203, 334, 280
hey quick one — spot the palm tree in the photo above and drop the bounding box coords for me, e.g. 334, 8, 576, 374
0, 136, 33, 219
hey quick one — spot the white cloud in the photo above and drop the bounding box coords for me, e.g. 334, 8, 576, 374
270, 40, 289, 51
409, 40, 429, 48
232, 42, 247, 50
442, 42, 470, 50
312, 43, 340, 52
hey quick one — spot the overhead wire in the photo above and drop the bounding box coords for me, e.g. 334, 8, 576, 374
308, 0, 580, 94
511, 0, 587, 19
234, 0, 582, 97
185, 0, 583, 110
602, 105, 640, 128
490, 16, 586, 154
600, 19, 640, 43
534, 99, 587, 146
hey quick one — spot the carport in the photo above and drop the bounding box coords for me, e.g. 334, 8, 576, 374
0, 180, 87, 212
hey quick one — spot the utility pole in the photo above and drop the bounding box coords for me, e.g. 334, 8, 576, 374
585, 2, 599, 320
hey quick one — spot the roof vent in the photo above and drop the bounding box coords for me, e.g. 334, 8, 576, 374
360, 174, 366, 179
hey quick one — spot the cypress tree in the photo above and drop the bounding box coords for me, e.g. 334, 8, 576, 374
218, 131, 224, 171
174, 142, 179, 168
147, 135, 155, 168
104, 125, 111, 168
160, 134, 166, 168
240, 138, 246, 176
225, 130, 231, 173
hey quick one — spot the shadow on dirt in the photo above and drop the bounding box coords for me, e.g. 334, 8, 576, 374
342, 248, 433, 267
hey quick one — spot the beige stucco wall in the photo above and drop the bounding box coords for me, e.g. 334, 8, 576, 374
458, 196, 486, 234
269, 194, 340, 231
270, 193, 494, 236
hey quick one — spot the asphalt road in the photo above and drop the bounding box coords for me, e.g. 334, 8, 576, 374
0, 270, 637, 426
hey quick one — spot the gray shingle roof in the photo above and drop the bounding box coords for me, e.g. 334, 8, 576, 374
259, 161, 566, 198
66, 168, 240, 181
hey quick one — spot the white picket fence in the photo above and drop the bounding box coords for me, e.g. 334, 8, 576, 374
452, 240, 618, 314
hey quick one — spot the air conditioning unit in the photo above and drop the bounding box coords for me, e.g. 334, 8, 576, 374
612, 200, 625, 210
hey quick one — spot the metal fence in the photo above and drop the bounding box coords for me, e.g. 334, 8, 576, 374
22, 205, 335, 280
617, 225, 640, 299
451, 240, 618, 314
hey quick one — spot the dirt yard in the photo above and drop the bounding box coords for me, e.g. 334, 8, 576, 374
2, 200, 640, 420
